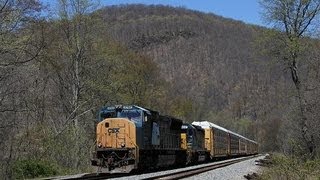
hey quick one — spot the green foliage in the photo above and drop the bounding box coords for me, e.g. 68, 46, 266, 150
260, 154, 320, 180
14, 123, 91, 176
169, 97, 194, 121
85, 39, 165, 107
12, 159, 59, 179
233, 118, 254, 137
204, 110, 234, 128
42, 125, 93, 174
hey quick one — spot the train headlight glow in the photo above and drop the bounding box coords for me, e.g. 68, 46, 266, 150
121, 143, 126, 148
98, 142, 102, 148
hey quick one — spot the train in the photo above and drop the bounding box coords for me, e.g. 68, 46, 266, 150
91, 105, 258, 173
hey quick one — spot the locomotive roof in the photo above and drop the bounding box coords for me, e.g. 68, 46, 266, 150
192, 121, 257, 144
182, 123, 204, 132
100, 105, 183, 124
192, 121, 229, 133
100, 105, 154, 115
228, 131, 257, 144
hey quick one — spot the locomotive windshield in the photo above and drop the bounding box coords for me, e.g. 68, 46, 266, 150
118, 109, 143, 127
99, 108, 143, 127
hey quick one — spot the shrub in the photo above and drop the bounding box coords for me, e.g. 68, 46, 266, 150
12, 159, 59, 179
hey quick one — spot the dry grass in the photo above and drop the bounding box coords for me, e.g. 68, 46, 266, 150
259, 154, 320, 180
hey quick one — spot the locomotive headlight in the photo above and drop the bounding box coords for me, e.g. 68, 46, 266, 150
121, 143, 126, 148
98, 142, 102, 148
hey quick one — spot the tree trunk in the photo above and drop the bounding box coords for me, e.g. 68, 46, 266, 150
290, 65, 316, 158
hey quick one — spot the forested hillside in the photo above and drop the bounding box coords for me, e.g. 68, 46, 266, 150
1, 1, 319, 179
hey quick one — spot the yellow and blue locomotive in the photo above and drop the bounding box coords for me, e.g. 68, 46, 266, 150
180, 123, 207, 164
91, 105, 186, 173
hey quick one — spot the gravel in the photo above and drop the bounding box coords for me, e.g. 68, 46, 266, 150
110, 155, 265, 180
183, 156, 265, 180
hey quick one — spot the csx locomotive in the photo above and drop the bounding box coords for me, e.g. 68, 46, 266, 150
91, 105, 258, 173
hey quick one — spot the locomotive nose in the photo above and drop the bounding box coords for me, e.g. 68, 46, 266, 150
97, 118, 136, 149
93, 118, 139, 173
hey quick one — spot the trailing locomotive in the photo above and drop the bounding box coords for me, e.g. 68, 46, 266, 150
180, 123, 207, 164
91, 105, 258, 173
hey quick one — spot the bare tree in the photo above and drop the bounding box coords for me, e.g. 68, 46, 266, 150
0, 0, 43, 66
50, 0, 100, 169
0, 1, 46, 178
260, 0, 320, 157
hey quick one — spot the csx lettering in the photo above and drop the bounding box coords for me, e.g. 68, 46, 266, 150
108, 128, 120, 133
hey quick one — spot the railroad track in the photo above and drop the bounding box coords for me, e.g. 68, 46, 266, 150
44, 155, 259, 180
41, 172, 132, 180
142, 155, 259, 180
67, 173, 128, 180
37, 173, 132, 180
